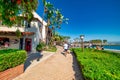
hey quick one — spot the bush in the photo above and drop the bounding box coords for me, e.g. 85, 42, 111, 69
36, 42, 45, 51
72, 48, 120, 80
0, 49, 27, 72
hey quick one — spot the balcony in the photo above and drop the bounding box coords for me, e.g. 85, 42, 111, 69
0, 26, 24, 32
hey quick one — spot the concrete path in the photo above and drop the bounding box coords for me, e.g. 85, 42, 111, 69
14, 46, 83, 80
105, 49, 120, 53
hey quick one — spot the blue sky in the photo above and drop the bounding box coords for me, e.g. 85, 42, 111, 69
36, 0, 120, 42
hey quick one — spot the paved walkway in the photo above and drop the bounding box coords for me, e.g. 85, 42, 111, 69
14, 46, 83, 80
105, 49, 120, 53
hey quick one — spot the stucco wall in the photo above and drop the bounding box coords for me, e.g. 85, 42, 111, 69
23, 21, 41, 52
42, 25, 46, 42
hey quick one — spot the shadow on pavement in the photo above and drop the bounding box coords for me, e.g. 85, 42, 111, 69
61, 52, 66, 57
71, 52, 85, 80
24, 52, 43, 71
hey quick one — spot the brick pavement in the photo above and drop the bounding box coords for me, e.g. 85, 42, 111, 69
13, 46, 83, 80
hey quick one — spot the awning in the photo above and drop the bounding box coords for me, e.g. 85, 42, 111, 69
0, 31, 35, 36
22, 32, 35, 36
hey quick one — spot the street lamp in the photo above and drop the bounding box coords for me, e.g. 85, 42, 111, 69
80, 35, 84, 52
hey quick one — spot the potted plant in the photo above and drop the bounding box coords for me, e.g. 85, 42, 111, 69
16, 29, 21, 38
36, 42, 45, 52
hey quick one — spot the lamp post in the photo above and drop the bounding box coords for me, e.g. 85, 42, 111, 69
80, 35, 84, 52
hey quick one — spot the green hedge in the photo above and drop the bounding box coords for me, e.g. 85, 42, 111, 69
0, 49, 27, 72
72, 48, 120, 80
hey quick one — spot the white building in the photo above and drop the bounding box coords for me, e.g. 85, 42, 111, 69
0, 12, 47, 52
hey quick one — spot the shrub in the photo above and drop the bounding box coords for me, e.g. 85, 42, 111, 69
0, 49, 27, 72
16, 29, 21, 38
36, 42, 45, 51
72, 48, 120, 80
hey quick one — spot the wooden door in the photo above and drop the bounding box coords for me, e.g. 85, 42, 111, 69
25, 38, 32, 52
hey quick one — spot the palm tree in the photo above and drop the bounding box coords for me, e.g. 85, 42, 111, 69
42, 0, 54, 45
74, 38, 79, 47
42, 0, 68, 45
103, 39, 107, 45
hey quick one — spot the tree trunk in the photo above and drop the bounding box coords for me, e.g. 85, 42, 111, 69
46, 26, 49, 45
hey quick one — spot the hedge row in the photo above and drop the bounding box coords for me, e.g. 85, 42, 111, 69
72, 48, 120, 80
0, 49, 27, 72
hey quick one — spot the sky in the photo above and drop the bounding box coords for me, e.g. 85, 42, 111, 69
36, 0, 120, 42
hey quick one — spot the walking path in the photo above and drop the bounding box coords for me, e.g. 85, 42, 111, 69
14, 46, 83, 80
105, 49, 120, 53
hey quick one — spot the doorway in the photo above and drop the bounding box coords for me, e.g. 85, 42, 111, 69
25, 38, 32, 52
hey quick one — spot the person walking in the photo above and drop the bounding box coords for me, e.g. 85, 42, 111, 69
63, 42, 69, 57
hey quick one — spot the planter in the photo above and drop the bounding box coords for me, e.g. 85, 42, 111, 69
0, 64, 24, 80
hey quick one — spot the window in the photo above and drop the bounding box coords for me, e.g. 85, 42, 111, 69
28, 23, 31, 28
38, 22, 42, 27
0, 38, 10, 48
24, 20, 31, 28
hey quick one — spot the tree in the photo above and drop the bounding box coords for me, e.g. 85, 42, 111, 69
42, 0, 68, 45
62, 36, 70, 42
0, 0, 38, 26
49, 32, 60, 45
73, 38, 79, 47
59, 35, 70, 45
51, 9, 69, 32
74, 38, 79, 44
103, 39, 107, 44
90, 39, 102, 45
42, 0, 54, 45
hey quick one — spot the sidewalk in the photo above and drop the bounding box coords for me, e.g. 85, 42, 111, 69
13, 46, 83, 80
24, 51, 55, 71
